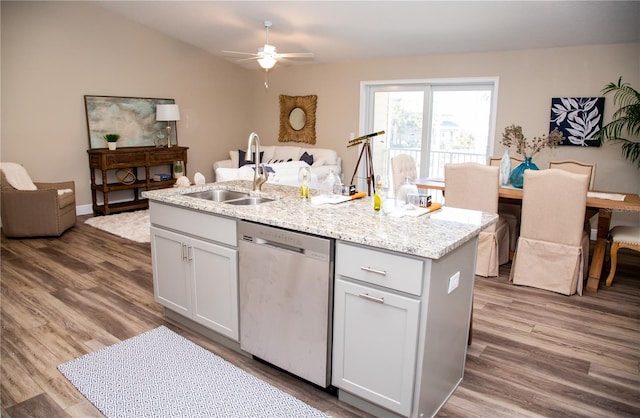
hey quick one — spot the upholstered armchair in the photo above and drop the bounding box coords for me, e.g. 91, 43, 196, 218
1, 163, 76, 237
510, 169, 590, 295
444, 162, 510, 277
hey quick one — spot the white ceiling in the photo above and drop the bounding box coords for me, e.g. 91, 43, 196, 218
99, 1, 640, 70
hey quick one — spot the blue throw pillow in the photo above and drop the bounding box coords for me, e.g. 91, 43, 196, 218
238, 150, 264, 167
299, 151, 313, 166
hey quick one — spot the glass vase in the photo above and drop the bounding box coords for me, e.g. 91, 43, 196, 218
509, 156, 538, 189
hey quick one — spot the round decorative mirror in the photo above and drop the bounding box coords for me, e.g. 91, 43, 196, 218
289, 107, 306, 131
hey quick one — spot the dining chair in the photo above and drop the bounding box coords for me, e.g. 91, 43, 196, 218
510, 169, 590, 295
548, 160, 598, 236
488, 155, 524, 256
605, 226, 640, 287
548, 160, 596, 190
391, 154, 417, 195
444, 162, 510, 277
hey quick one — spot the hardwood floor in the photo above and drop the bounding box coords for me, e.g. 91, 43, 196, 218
2, 216, 639, 417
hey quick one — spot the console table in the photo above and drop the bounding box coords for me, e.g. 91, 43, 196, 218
88, 146, 188, 215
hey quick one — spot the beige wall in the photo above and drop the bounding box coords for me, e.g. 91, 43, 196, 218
2, 2, 639, 225
1, 1, 251, 212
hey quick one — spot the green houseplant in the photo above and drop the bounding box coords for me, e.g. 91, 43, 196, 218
599, 77, 640, 168
103, 133, 120, 150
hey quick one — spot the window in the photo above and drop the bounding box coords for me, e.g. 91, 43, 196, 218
359, 78, 498, 194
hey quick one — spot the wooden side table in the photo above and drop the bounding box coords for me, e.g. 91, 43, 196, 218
87, 146, 188, 215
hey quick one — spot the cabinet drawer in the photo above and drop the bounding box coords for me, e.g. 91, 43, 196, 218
105, 152, 148, 167
149, 148, 186, 163
336, 241, 423, 296
150, 202, 237, 247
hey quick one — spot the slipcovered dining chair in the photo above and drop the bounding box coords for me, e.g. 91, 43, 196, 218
391, 154, 417, 195
489, 155, 524, 256
605, 226, 640, 287
548, 160, 598, 235
0, 162, 76, 237
548, 160, 596, 190
444, 162, 510, 277
510, 169, 590, 295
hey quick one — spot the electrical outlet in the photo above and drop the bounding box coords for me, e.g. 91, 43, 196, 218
448, 271, 460, 294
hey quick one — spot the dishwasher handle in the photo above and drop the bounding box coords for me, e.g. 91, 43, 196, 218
242, 235, 304, 255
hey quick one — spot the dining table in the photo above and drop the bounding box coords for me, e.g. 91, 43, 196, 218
415, 178, 640, 292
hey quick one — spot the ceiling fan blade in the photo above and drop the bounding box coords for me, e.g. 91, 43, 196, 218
277, 52, 315, 59
221, 50, 259, 57
234, 56, 261, 63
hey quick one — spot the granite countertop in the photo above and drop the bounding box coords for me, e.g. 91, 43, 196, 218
143, 180, 498, 260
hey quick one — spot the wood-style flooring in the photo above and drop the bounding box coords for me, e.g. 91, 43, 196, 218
1, 216, 639, 417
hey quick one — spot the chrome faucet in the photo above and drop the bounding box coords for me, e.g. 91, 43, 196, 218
246, 132, 268, 191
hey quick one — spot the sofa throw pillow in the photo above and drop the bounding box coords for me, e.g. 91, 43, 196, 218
299, 151, 314, 166
238, 150, 264, 168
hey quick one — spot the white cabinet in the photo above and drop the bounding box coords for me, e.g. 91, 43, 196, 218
333, 277, 420, 416
332, 239, 477, 418
150, 202, 239, 341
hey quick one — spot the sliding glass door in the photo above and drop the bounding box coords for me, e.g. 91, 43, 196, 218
360, 78, 498, 194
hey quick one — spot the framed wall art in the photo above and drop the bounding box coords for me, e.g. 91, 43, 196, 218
278, 95, 317, 144
549, 97, 604, 147
85, 95, 176, 149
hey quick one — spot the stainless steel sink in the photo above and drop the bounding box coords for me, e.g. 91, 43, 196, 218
184, 189, 249, 202
224, 197, 276, 206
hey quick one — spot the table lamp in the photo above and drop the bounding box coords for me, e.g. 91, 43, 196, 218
156, 104, 180, 148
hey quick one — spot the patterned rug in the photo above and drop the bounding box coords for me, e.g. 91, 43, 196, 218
58, 326, 328, 417
85, 210, 150, 243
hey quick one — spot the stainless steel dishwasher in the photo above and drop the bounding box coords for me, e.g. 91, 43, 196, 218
238, 220, 334, 388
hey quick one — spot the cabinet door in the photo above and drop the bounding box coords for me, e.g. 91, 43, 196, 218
189, 238, 239, 341
150, 227, 191, 316
332, 278, 420, 417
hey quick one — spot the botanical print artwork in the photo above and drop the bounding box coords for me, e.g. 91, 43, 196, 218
549, 97, 604, 147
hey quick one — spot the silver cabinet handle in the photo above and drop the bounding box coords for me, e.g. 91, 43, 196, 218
187, 245, 193, 261
360, 266, 387, 276
358, 293, 384, 304
181, 243, 188, 261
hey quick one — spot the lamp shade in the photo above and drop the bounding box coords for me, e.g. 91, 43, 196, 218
156, 104, 181, 121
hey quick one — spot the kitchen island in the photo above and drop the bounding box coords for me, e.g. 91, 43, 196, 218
143, 180, 497, 418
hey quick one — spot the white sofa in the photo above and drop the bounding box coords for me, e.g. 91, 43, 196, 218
213, 145, 342, 188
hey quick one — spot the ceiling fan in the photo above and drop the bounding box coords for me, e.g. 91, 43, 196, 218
222, 21, 314, 71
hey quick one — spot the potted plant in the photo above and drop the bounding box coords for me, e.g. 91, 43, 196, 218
599, 77, 640, 168
103, 133, 120, 150
500, 125, 563, 188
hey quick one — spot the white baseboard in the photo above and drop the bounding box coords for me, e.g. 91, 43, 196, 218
76, 204, 93, 216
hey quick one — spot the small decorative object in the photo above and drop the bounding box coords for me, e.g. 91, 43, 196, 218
499, 149, 511, 186
278, 95, 317, 144
173, 160, 184, 179
115, 168, 136, 185
599, 77, 640, 168
509, 157, 537, 189
550, 97, 604, 147
175, 176, 190, 187
396, 177, 419, 209
501, 125, 563, 188
298, 166, 311, 200
321, 169, 341, 196
103, 133, 120, 150
193, 172, 205, 185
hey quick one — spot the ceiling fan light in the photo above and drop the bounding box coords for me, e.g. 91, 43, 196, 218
258, 56, 277, 69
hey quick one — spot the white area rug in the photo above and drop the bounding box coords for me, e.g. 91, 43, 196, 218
58, 326, 328, 418
85, 210, 150, 243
